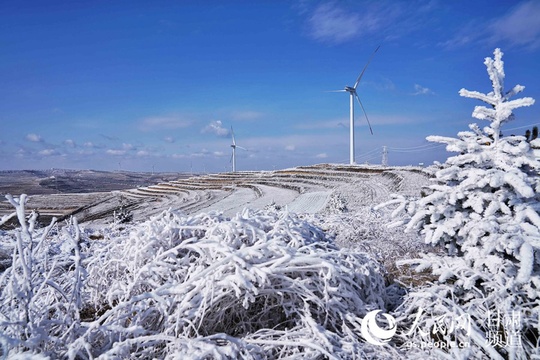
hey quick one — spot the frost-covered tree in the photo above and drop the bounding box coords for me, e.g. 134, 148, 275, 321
403, 49, 538, 271
379, 49, 540, 359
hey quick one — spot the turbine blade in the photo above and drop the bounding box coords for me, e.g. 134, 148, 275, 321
237, 146, 248, 151
230, 152, 234, 163
355, 93, 374, 135
326, 90, 348, 93
353, 45, 381, 90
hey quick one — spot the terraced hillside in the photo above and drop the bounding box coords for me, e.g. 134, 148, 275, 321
0, 164, 430, 226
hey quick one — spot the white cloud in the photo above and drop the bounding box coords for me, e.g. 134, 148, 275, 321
84, 142, 96, 148
412, 84, 434, 96
441, 1, 540, 50
296, 114, 424, 130
38, 149, 58, 156
106, 149, 126, 156
488, 1, 540, 49
439, 27, 477, 49
361, 77, 396, 92
308, 3, 364, 43
305, 2, 404, 44
285, 145, 296, 151
175, 148, 214, 159
164, 136, 175, 143
202, 120, 230, 137
315, 153, 328, 159
64, 139, 76, 147
242, 134, 342, 150
26, 133, 42, 142
139, 116, 192, 131
77, 149, 95, 156
191, 152, 207, 158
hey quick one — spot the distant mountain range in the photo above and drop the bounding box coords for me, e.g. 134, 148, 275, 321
0, 169, 192, 195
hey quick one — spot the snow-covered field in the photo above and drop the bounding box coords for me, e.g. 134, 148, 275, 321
0, 164, 428, 226
100, 164, 428, 222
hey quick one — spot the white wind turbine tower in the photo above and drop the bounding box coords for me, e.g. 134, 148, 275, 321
230, 126, 246, 172
332, 46, 380, 165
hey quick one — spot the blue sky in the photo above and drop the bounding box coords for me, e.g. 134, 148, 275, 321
1, 1, 540, 173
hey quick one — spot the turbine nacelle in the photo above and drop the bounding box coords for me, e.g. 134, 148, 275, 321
344, 86, 356, 93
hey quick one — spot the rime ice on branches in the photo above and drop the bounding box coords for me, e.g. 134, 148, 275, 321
459, 48, 534, 141
379, 48, 540, 359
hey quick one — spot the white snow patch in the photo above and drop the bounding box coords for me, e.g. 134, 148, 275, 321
287, 191, 332, 214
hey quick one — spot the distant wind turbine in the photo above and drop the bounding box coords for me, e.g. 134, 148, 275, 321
331, 45, 380, 165
230, 126, 246, 172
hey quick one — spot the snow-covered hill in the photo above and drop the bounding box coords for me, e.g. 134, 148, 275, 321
73, 164, 430, 224
0, 164, 429, 226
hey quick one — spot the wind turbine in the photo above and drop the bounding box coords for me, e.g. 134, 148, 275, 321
230, 126, 246, 172
332, 45, 380, 165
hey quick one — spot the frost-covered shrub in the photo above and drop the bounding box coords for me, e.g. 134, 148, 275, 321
72, 208, 391, 359
0, 195, 86, 358
111, 194, 133, 225
323, 193, 349, 213
1, 199, 395, 359
310, 207, 430, 288
379, 49, 539, 358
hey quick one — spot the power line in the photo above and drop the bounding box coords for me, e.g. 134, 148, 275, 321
356, 155, 381, 164
387, 144, 446, 152
355, 147, 382, 160
503, 123, 540, 133
387, 142, 440, 150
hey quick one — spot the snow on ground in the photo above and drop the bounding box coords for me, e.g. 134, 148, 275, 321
0, 165, 430, 231
112, 165, 430, 222
194, 187, 256, 217
231, 184, 299, 213
286, 190, 331, 213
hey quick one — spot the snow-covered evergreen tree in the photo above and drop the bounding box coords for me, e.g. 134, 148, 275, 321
379, 49, 540, 359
